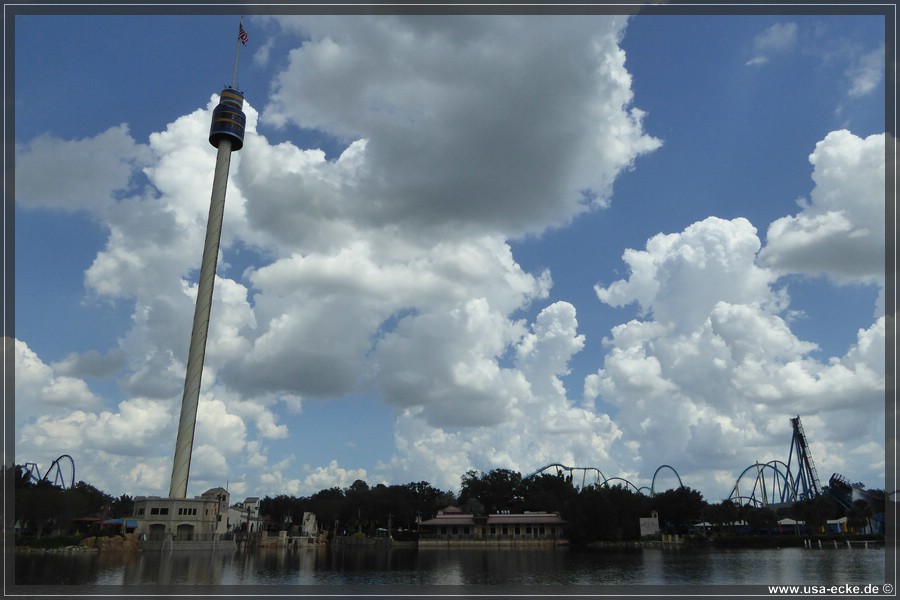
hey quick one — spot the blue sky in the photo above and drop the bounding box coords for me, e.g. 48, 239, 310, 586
11, 8, 890, 504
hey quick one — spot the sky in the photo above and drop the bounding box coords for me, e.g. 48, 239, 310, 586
9, 6, 892, 505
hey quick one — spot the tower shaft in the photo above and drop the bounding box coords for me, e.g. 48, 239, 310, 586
169, 140, 233, 499
169, 87, 246, 499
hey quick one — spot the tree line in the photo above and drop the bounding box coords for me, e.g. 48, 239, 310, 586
256, 468, 707, 545
11, 463, 877, 546
10, 465, 134, 538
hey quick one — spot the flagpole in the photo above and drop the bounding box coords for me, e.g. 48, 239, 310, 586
232, 16, 243, 88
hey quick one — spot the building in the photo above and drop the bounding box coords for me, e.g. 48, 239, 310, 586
226, 496, 262, 533
132, 487, 230, 549
639, 511, 660, 537
418, 506, 567, 546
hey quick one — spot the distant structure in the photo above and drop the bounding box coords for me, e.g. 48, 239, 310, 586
134, 23, 248, 550
23, 454, 75, 490
168, 84, 246, 499
418, 506, 567, 546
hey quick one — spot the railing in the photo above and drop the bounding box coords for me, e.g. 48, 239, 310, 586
418, 533, 561, 541
145, 533, 223, 542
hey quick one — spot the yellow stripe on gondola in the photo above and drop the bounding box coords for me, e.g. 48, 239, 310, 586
220, 92, 244, 105
212, 117, 245, 128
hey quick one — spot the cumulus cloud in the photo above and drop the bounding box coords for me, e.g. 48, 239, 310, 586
15, 125, 152, 213
596, 217, 780, 331
759, 130, 885, 286
52, 348, 127, 379
17, 13, 882, 506
14, 15, 659, 497
302, 460, 368, 492
588, 135, 885, 498
259, 15, 660, 240
379, 301, 622, 491
15, 339, 104, 422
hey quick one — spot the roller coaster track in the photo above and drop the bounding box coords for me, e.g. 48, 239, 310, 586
728, 460, 798, 507
525, 462, 684, 496
23, 454, 76, 490
727, 416, 829, 507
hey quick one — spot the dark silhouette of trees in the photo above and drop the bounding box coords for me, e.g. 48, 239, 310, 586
13, 461, 882, 545
258, 479, 456, 536
791, 495, 841, 534
562, 483, 649, 545
846, 499, 872, 533
651, 486, 705, 534
13, 467, 114, 537
742, 505, 777, 534
458, 468, 525, 514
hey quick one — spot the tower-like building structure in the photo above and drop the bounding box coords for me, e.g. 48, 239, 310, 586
168, 87, 246, 499
132, 24, 249, 548
131, 87, 245, 548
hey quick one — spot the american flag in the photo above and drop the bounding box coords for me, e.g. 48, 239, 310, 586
238, 23, 248, 45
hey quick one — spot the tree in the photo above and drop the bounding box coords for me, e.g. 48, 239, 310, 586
309, 487, 346, 534
522, 472, 577, 514
12, 464, 35, 490
651, 487, 705, 534
743, 506, 777, 534
16, 479, 66, 538
846, 500, 872, 533
792, 495, 840, 534
459, 468, 524, 514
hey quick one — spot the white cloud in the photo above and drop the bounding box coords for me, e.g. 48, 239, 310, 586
302, 460, 368, 493
52, 348, 127, 379
14, 339, 104, 422
260, 15, 660, 240
746, 22, 798, 66
596, 217, 779, 331
15, 125, 151, 213
18, 16, 884, 507
846, 45, 884, 98
587, 171, 884, 498
759, 130, 885, 286
378, 301, 622, 491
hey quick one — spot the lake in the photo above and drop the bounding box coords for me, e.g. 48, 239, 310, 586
11, 543, 888, 596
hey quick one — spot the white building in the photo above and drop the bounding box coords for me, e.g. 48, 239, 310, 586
226, 497, 262, 532
133, 487, 230, 547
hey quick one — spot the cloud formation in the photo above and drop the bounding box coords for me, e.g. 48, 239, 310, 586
587, 129, 885, 496
15, 15, 660, 496
759, 130, 885, 285
746, 22, 798, 66
13, 17, 885, 502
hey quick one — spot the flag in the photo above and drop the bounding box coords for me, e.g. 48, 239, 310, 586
238, 23, 248, 45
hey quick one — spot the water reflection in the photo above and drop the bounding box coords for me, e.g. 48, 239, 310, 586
15, 544, 885, 587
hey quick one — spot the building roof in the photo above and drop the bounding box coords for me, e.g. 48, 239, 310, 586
102, 518, 138, 528
420, 511, 566, 527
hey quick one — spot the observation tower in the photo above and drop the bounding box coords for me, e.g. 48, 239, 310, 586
169, 37, 247, 501
167, 85, 246, 499
132, 22, 248, 550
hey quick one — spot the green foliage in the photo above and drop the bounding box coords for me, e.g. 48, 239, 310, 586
109, 494, 135, 518
459, 468, 525, 514
259, 479, 457, 536
13, 471, 115, 538
791, 495, 842, 531
846, 499, 872, 532
564, 484, 649, 545
651, 486, 705, 533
